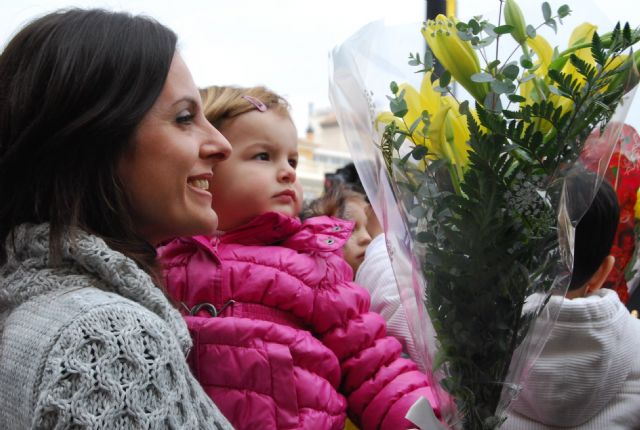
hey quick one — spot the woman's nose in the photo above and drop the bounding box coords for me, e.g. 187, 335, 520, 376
201, 122, 231, 162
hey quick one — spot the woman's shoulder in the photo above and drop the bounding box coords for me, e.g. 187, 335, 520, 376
1, 285, 231, 429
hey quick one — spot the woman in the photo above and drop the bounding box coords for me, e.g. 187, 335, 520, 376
0, 9, 233, 429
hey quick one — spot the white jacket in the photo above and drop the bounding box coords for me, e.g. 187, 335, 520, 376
356, 234, 419, 364
504, 288, 640, 429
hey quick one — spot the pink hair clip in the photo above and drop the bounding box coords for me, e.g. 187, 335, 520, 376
242, 95, 267, 112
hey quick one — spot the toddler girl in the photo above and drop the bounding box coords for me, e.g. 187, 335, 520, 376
158, 85, 439, 430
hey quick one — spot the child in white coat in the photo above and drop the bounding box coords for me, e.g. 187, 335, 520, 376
505, 173, 640, 429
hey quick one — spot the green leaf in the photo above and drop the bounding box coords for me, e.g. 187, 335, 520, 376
503, 64, 520, 80
412, 145, 428, 160
545, 18, 557, 33
520, 54, 534, 69
542, 2, 552, 21
508, 94, 527, 103
390, 81, 399, 94
440, 70, 452, 87
491, 79, 516, 94
390, 97, 408, 118
488, 59, 501, 71
471, 72, 495, 83
459, 100, 470, 115
526, 25, 537, 39
494, 24, 515, 35
424, 47, 434, 70
591, 32, 606, 66
469, 18, 481, 35
557, 5, 571, 18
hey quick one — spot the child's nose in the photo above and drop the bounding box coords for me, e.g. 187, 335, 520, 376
278, 163, 296, 183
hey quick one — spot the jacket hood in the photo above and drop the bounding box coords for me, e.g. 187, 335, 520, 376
0, 223, 191, 352
510, 288, 635, 427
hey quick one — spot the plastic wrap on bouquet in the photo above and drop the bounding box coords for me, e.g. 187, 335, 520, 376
329, 14, 639, 429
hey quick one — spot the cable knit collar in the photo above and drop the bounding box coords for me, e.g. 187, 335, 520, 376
0, 223, 191, 352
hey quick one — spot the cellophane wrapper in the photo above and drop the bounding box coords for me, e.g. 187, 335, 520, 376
329, 19, 637, 429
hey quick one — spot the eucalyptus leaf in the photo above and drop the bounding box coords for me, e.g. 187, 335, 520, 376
424, 47, 434, 70
494, 24, 515, 35
440, 70, 452, 87
471, 72, 495, 83
557, 5, 571, 18
503, 64, 520, 80
526, 25, 537, 39
491, 79, 516, 94
542, 2, 551, 21
412, 145, 429, 160
520, 54, 534, 69
390, 97, 408, 118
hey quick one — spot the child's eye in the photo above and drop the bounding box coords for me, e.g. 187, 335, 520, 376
289, 158, 298, 169
176, 112, 195, 125
253, 152, 270, 161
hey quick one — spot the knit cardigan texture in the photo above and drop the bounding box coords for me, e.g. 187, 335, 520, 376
0, 223, 232, 429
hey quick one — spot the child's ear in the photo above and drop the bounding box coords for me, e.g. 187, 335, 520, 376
585, 255, 615, 294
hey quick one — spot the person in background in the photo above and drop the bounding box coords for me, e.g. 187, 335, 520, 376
159, 85, 440, 430
301, 185, 372, 276
505, 172, 640, 429
322, 163, 422, 368
0, 9, 233, 429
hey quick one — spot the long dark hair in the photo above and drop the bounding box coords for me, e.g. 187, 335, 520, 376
0, 9, 177, 276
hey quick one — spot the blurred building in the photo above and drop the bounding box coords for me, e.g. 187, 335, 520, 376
297, 106, 352, 200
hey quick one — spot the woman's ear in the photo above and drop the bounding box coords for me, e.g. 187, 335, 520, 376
585, 255, 615, 295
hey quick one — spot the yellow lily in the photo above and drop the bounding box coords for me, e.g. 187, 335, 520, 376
377, 72, 471, 169
422, 15, 490, 103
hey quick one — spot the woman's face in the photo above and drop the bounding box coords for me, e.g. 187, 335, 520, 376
118, 53, 231, 244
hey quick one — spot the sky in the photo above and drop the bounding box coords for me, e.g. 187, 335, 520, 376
1, 0, 640, 134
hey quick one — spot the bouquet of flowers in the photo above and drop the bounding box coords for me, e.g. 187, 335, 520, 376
329, 1, 640, 428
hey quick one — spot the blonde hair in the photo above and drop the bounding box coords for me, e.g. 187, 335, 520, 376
199, 85, 290, 128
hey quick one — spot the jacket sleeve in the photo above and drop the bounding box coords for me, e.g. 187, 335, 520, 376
355, 234, 421, 367
320, 290, 440, 429
32, 301, 232, 430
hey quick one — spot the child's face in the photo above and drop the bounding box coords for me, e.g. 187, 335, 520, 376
210, 109, 301, 230
343, 197, 372, 276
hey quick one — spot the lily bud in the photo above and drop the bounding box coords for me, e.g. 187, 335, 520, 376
422, 15, 490, 104
504, 0, 528, 45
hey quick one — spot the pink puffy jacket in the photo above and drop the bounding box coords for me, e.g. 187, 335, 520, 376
158, 212, 439, 430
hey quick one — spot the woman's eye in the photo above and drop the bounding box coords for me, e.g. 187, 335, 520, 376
253, 152, 269, 161
176, 112, 195, 124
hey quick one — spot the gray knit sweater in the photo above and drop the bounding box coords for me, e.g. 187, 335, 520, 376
0, 223, 233, 429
